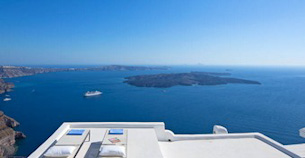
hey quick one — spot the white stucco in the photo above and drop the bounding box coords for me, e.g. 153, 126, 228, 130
28, 122, 302, 158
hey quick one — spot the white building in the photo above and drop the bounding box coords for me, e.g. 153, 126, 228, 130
29, 122, 305, 158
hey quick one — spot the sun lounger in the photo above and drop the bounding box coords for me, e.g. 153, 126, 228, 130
103, 129, 127, 145
98, 129, 163, 158
56, 129, 90, 146
43, 129, 90, 158
98, 129, 127, 157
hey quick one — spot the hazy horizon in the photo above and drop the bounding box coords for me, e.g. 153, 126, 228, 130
1, 0, 305, 66
0, 64, 305, 69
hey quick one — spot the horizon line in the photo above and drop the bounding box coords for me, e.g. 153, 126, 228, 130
1, 64, 305, 68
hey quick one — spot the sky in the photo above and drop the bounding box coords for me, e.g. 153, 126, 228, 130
0, 0, 304, 66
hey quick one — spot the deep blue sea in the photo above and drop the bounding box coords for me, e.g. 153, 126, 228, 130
1, 66, 305, 156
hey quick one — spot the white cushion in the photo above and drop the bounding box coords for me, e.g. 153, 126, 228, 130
44, 146, 76, 157
99, 145, 126, 157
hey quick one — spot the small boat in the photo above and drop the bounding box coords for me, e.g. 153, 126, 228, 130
5, 94, 10, 97
84, 91, 102, 97
3, 98, 11, 102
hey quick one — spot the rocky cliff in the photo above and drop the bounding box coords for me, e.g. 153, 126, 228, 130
0, 111, 25, 157
0, 79, 14, 94
0, 66, 65, 78
0, 65, 169, 79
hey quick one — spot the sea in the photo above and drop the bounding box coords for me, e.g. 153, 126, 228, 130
1, 66, 305, 156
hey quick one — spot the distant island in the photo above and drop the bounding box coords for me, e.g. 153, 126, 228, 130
0, 65, 169, 78
0, 65, 169, 93
82, 65, 169, 71
124, 72, 261, 88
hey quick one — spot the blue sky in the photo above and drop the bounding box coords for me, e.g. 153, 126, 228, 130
0, 0, 304, 66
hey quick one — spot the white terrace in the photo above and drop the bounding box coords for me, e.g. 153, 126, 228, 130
29, 122, 305, 158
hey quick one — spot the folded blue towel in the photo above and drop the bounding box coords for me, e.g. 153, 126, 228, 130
67, 129, 85, 135
109, 129, 124, 135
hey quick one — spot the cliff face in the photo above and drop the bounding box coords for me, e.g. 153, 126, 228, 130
0, 66, 64, 78
0, 111, 25, 157
0, 65, 169, 79
0, 79, 14, 94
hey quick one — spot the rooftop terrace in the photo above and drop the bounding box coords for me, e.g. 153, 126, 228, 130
29, 122, 303, 158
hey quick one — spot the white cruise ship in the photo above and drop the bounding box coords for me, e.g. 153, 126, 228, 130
84, 91, 102, 97
29, 122, 305, 158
